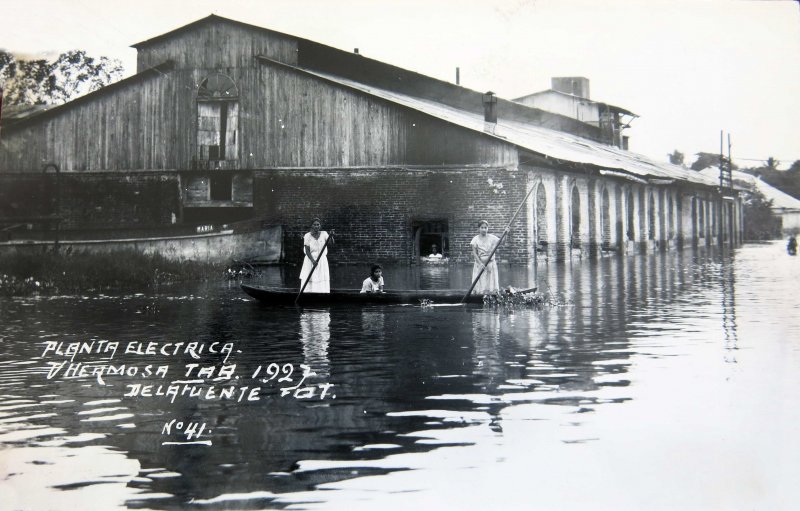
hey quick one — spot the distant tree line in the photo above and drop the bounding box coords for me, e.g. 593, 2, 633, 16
1, 49, 123, 106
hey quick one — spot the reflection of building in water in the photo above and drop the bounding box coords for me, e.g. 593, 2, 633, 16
361, 309, 386, 337
299, 310, 331, 377
471, 311, 502, 384
418, 264, 451, 289
720, 258, 738, 363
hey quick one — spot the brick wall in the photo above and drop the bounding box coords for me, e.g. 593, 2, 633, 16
253, 167, 531, 264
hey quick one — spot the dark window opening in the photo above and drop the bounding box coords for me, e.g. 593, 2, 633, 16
210, 175, 232, 201
413, 220, 449, 258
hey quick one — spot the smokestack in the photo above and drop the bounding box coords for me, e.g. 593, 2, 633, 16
483, 91, 497, 123
483, 91, 497, 134
456, 67, 460, 85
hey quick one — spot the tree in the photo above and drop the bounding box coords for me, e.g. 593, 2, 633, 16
742, 163, 800, 200
764, 157, 780, 170
49, 50, 124, 104
668, 150, 685, 166
691, 152, 721, 171
0, 49, 123, 106
743, 189, 782, 241
789, 160, 800, 173
690, 151, 738, 171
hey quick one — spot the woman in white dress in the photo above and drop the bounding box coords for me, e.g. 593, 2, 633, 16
470, 220, 500, 294
299, 218, 333, 293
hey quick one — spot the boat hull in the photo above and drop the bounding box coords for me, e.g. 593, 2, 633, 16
241, 284, 491, 305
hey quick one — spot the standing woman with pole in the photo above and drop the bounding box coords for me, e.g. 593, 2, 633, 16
299, 218, 334, 294
462, 185, 536, 302
470, 220, 501, 294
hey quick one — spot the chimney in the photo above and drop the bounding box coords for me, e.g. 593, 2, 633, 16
551, 77, 590, 99
483, 91, 497, 122
354, 48, 359, 54
483, 91, 497, 134
456, 67, 460, 85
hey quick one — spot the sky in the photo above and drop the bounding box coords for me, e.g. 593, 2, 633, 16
2, 0, 799, 168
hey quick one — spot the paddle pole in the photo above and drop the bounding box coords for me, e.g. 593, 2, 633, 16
461, 185, 536, 302
295, 231, 334, 304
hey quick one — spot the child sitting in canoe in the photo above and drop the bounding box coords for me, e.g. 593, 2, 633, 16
360, 264, 385, 293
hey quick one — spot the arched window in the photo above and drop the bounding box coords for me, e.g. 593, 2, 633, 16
196, 72, 239, 163
535, 183, 547, 245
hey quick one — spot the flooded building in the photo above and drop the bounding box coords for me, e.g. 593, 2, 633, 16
0, 15, 743, 263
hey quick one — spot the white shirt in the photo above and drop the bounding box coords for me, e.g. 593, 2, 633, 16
360, 276, 384, 293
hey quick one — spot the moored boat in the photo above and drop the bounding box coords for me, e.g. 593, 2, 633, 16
241, 284, 536, 305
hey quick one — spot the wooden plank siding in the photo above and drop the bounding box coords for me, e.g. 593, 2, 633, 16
241, 61, 517, 168
1, 68, 194, 172
135, 21, 300, 72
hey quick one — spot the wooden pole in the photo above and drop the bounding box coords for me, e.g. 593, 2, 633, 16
295, 232, 333, 304
461, 185, 536, 302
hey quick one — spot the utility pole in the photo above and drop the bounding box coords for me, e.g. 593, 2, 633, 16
718, 131, 733, 247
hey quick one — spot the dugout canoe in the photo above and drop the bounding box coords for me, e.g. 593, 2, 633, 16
241, 284, 536, 305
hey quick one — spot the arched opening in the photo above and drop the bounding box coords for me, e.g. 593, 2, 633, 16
638, 188, 646, 241
615, 186, 624, 247
658, 189, 666, 242
535, 182, 547, 249
648, 191, 656, 240
626, 188, 635, 241
601, 187, 611, 249
668, 191, 674, 240
571, 185, 581, 248
698, 200, 705, 238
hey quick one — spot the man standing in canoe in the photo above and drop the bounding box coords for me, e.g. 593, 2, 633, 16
470, 220, 500, 294
299, 218, 334, 293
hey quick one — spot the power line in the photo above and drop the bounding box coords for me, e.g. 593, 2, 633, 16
735, 157, 800, 162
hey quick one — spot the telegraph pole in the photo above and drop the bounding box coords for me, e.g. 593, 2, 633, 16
718, 131, 733, 247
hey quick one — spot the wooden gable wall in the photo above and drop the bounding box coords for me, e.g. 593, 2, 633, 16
135, 20, 299, 72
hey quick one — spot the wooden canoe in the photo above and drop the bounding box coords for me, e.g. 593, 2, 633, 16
240, 284, 535, 305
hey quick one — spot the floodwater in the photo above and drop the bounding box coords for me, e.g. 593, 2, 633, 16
1, 242, 799, 511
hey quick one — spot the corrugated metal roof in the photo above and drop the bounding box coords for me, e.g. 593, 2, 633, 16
700, 168, 800, 210
293, 64, 720, 188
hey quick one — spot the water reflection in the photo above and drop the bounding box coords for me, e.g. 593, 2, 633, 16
1, 243, 799, 510
300, 310, 331, 377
